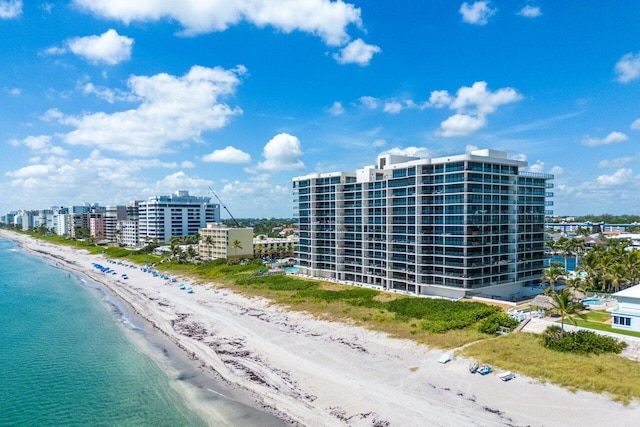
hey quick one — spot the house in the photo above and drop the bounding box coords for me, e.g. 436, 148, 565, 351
610, 285, 640, 332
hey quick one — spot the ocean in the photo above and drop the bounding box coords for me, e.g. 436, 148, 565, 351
0, 238, 286, 427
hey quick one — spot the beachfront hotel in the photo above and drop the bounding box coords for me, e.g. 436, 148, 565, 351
138, 191, 220, 244
292, 149, 553, 300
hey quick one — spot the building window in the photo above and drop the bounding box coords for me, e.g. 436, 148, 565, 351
613, 316, 632, 326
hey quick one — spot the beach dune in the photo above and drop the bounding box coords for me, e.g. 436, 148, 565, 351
3, 230, 638, 427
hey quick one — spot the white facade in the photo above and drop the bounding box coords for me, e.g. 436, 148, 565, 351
139, 190, 220, 244
611, 285, 640, 332
117, 220, 140, 248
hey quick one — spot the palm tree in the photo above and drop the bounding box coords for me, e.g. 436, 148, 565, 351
186, 245, 197, 260
204, 236, 214, 259
567, 238, 586, 271
541, 265, 567, 294
550, 289, 586, 334
553, 237, 571, 270
255, 243, 264, 260
564, 276, 584, 297
623, 249, 640, 287
231, 239, 242, 259
604, 263, 628, 293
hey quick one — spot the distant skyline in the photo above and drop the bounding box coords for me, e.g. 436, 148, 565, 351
1, 1, 639, 218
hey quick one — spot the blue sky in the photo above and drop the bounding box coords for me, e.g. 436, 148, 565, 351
1, 1, 639, 218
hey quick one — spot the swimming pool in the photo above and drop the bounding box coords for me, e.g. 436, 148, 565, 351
283, 267, 299, 273
582, 298, 604, 306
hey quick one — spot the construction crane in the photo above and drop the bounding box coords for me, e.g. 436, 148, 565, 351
209, 187, 240, 227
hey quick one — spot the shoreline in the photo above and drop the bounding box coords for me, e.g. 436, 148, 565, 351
3, 230, 639, 426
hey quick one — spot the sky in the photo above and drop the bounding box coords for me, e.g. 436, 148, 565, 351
1, 1, 639, 219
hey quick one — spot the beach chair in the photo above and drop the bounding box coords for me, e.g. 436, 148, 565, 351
478, 365, 492, 375
499, 371, 516, 381
438, 353, 451, 364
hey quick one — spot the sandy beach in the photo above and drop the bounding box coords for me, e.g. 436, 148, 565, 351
3, 230, 639, 427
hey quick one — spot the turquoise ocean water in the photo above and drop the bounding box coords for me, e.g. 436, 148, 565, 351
0, 238, 208, 426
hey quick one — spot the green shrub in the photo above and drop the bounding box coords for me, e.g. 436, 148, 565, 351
478, 313, 520, 335
294, 288, 385, 310
383, 298, 500, 333
542, 326, 628, 354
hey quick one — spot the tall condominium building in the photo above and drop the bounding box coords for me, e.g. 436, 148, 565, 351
138, 190, 220, 244
292, 149, 553, 300
105, 205, 127, 242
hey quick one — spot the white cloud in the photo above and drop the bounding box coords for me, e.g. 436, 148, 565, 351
459, 1, 496, 25
449, 81, 522, 114
73, 0, 363, 46
83, 83, 115, 103
42, 46, 67, 56
218, 177, 292, 217
3, 148, 205, 212
359, 96, 379, 110
528, 161, 562, 176
438, 113, 487, 137
528, 160, 545, 173
0, 0, 22, 19
615, 52, 640, 83
425, 90, 453, 109
40, 108, 64, 122
596, 168, 634, 186
7, 87, 21, 95
581, 131, 628, 147
255, 133, 304, 171
333, 38, 381, 66
372, 139, 386, 147
422, 81, 522, 114
465, 144, 480, 154
146, 171, 213, 197
68, 29, 134, 65
430, 81, 521, 137
383, 101, 403, 114
631, 118, 640, 130
550, 166, 564, 175
329, 101, 345, 116
598, 156, 636, 168
382, 146, 432, 158
10, 135, 68, 156
6, 164, 55, 178
202, 146, 251, 163
82, 82, 135, 103
51, 65, 244, 156
517, 5, 541, 18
